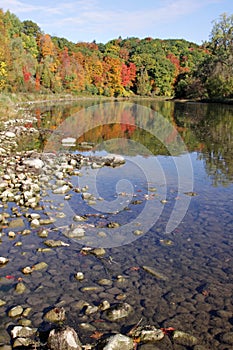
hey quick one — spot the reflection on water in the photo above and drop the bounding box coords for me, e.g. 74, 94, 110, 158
25, 99, 233, 186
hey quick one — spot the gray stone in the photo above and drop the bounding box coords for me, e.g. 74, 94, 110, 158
65, 227, 85, 239
47, 326, 82, 350
104, 303, 133, 321
172, 330, 198, 346
99, 334, 134, 350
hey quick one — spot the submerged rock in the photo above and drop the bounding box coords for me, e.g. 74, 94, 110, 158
104, 303, 133, 321
44, 307, 66, 323
15, 282, 27, 294
8, 305, 24, 318
44, 239, 69, 247
142, 266, 168, 281
172, 330, 198, 346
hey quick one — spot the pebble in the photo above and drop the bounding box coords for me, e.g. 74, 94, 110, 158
8, 305, 24, 317
44, 307, 66, 323
15, 282, 27, 294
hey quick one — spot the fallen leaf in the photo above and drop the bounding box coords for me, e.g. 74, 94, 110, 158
130, 266, 140, 271
90, 331, 104, 340
5, 275, 15, 280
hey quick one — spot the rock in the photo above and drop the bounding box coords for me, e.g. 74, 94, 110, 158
98, 279, 112, 286
44, 307, 66, 323
15, 282, 27, 294
133, 230, 143, 236
8, 218, 25, 229
107, 222, 120, 228
22, 266, 33, 274
0, 299, 6, 307
29, 213, 41, 220
84, 305, 99, 315
74, 272, 84, 281
220, 332, 233, 345
31, 218, 40, 228
142, 266, 168, 281
44, 239, 69, 247
98, 333, 134, 350
11, 326, 37, 339
8, 231, 16, 238
53, 185, 70, 194
172, 330, 198, 346
40, 218, 56, 225
65, 227, 85, 239
33, 262, 48, 270
5, 131, 16, 138
104, 154, 125, 167
8, 305, 24, 318
23, 158, 44, 169
0, 257, 9, 265
82, 192, 93, 200
47, 326, 82, 350
104, 303, 133, 321
92, 247, 106, 256
73, 215, 87, 222
131, 325, 164, 342
38, 229, 49, 238
12, 338, 37, 348
18, 318, 32, 326
99, 300, 111, 311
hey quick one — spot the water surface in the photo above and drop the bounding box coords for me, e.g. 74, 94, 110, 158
0, 99, 233, 349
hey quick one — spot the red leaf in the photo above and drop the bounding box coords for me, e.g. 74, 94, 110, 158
5, 275, 15, 280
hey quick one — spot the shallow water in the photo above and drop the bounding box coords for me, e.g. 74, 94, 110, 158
0, 99, 233, 349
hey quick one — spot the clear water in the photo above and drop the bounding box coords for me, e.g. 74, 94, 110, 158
0, 99, 233, 349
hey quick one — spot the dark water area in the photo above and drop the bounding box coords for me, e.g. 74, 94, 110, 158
0, 99, 233, 349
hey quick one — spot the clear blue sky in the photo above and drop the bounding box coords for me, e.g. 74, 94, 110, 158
0, 0, 232, 44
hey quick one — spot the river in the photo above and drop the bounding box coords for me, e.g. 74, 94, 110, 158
0, 99, 233, 349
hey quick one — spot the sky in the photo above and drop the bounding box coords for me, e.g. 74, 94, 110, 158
0, 0, 232, 44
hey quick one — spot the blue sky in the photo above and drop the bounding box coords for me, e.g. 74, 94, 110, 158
0, 0, 232, 44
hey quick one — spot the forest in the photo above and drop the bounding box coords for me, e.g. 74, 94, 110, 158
0, 9, 232, 99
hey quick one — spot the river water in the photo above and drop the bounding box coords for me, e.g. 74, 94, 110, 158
0, 99, 233, 349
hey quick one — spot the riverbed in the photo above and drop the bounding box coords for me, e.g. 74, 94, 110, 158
0, 99, 233, 349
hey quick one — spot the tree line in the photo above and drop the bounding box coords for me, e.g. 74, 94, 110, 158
0, 10, 232, 99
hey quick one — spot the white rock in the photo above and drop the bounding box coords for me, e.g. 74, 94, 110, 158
11, 326, 37, 339
23, 158, 44, 169
53, 185, 70, 194
5, 131, 16, 138
0, 257, 9, 265
31, 219, 40, 228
